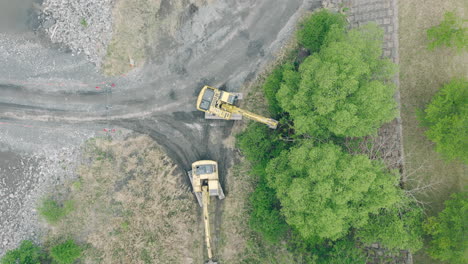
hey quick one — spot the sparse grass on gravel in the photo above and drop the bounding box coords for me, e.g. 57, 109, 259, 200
398, 0, 467, 262
43, 135, 203, 264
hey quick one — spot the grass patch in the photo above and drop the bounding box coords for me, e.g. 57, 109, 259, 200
398, 0, 468, 262
38, 198, 74, 224
80, 18, 88, 27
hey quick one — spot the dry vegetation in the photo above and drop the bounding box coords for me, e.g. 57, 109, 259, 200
43, 135, 203, 264
399, 0, 467, 215
398, 0, 467, 262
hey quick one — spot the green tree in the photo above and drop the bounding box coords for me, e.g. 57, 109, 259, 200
278, 24, 397, 138
357, 200, 424, 252
266, 142, 402, 242
297, 9, 347, 53
419, 78, 468, 164
424, 191, 468, 264
249, 181, 288, 243
427, 11, 468, 52
1, 240, 46, 264
49, 239, 82, 264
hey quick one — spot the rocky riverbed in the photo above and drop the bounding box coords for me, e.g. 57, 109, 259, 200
39, 0, 114, 68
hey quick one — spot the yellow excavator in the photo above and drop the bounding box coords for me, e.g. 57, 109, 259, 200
188, 160, 225, 264
196, 85, 278, 129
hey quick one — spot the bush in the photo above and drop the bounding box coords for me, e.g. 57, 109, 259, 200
424, 191, 467, 264
317, 239, 367, 264
297, 9, 347, 53
427, 11, 467, 52
419, 78, 468, 164
49, 240, 82, 264
278, 23, 397, 138
249, 181, 288, 243
263, 65, 285, 116
236, 123, 287, 175
1, 240, 46, 264
38, 198, 74, 224
266, 142, 402, 242
357, 201, 424, 252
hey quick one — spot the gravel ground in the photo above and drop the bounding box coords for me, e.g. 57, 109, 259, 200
40, 0, 114, 67
0, 120, 97, 255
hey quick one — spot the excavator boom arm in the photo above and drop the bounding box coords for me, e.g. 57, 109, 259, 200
202, 186, 213, 260
222, 104, 278, 129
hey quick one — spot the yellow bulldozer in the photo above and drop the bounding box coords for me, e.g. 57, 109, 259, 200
196, 85, 278, 129
188, 160, 225, 264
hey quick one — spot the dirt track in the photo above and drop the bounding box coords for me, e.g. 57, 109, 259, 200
0, 0, 321, 255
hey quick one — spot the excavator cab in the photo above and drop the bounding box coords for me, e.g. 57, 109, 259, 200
196, 85, 278, 129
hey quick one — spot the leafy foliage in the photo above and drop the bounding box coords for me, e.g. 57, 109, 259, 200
266, 142, 402, 242
419, 78, 468, 163
237, 123, 290, 243
263, 65, 285, 116
49, 239, 83, 264
236, 123, 287, 176
318, 239, 367, 264
357, 200, 424, 252
424, 191, 468, 264
38, 198, 74, 224
1, 240, 46, 264
427, 11, 467, 52
297, 9, 347, 53
249, 181, 288, 243
278, 24, 397, 138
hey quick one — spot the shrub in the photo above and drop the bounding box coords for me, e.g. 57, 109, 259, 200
1, 240, 46, 264
278, 23, 397, 138
357, 200, 424, 252
318, 239, 367, 264
236, 123, 287, 176
424, 191, 468, 264
49, 240, 82, 264
427, 11, 467, 52
266, 142, 402, 242
249, 181, 288, 243
262, 65, 285, 116
418, 78, 468, 164
38, 198, 74, 224
297, 9, 347, 53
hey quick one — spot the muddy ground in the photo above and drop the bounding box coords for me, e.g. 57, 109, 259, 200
0, 0, 322, 256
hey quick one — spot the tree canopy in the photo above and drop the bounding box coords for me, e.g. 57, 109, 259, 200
357, 200, 424, 252
266, 142, 402, 241
419, 78, 468, 164
277, 24, 397, 138
297, 9, 347, 53
424, 191, 468, 264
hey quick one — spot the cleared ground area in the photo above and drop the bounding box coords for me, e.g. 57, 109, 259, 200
398, 0, 467, 262
43, 135, 203, 264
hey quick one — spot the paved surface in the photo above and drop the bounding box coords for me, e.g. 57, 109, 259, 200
0, 0, 322, 255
